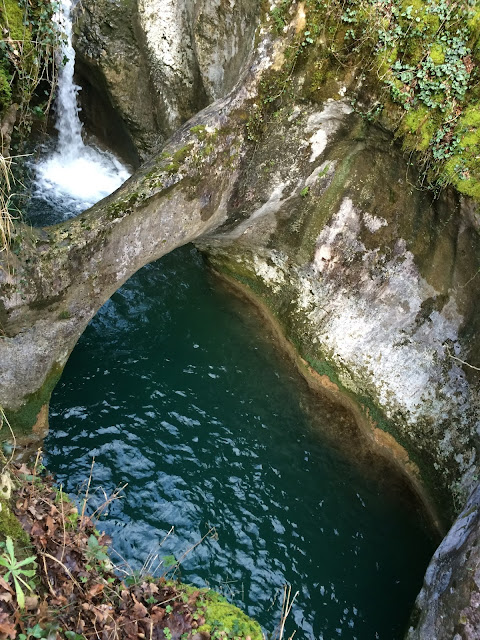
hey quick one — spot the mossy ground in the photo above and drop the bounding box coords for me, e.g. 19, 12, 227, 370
171, 584, 263, 640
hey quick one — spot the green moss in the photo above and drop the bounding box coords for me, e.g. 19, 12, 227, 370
401, 105, 437, 151
270, 0, 293, 33
199, 602, 262, 639
190, 125, 208, 141
197, 592, 263, 640
429, 43, 445, 65
285, 0, 480, 200
3, 362, 63, 435
0, 499, 29, 546
159, 144, 194, 174
0, 0, 29, 115
0, 0, 29, 42
304, 356, 342, 388
165, 583, 262, 640
0, 66, 12, 111
450, 175, 480, 200
459, 106, 480, 128
171, 144, 193, 165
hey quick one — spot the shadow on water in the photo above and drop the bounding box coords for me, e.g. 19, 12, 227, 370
44, 245, 437, 640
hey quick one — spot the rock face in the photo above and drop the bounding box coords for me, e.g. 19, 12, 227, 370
73, 0, 159, 165
1, 1, 480, 637
407, 483, 480, 639
74, 0, 259, 162
199, 101, 480, 515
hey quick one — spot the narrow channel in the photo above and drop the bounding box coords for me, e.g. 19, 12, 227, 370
24, 1, 437, 637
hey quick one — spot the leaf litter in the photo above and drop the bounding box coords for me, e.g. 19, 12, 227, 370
0, 462, 259, 640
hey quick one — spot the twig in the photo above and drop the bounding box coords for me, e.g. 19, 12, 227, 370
170, 526, 217, 579
59, 484, 67, 563
274, 584, 299, 640
40, 551, 85, 593
0, 406, 16, 471
89, 482, 127, 521
446, 345, 480, 372
41, 553, 58, 598
80, 457, 95, 528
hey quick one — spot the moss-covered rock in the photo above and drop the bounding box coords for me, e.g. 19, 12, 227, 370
170, 584, 263, 640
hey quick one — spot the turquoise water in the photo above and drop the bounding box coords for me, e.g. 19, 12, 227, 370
44, 246, 436, 640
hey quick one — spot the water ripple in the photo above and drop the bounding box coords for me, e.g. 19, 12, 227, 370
45, 247, 436, 640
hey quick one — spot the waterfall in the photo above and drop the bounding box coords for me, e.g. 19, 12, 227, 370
33, 0, 130, 219
52, 0, 84, 158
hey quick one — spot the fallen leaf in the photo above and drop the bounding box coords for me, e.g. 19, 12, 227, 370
86, 583, 104, 599
0, 612, 16, 639
0, 578, 12, 594
24, 596, 39, 611
150, 607, 165, 623
45, 515, 55, 536
132, 599, 148, 620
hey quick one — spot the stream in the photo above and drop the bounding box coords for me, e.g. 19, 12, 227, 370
25, 0, 437, 637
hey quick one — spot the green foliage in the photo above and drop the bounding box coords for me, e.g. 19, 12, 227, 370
262, 0, 480, 201
19, 623, 51, 639
190, 125, 208, 141
270, 0, 292, 33
18, 623, 83, 640
85, 534, 109, 568
0, 536, 36, 609
0, 0, 62, 136
162, 554, 176, 569
0, 67, 12, 112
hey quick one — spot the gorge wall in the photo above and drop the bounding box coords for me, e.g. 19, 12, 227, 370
0, 0, 480, 637
73, 0, 260, 163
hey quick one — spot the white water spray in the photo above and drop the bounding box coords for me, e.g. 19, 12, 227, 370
34, 0, 130, 215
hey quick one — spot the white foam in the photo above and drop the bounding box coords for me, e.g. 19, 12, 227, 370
35, 146, 131, 212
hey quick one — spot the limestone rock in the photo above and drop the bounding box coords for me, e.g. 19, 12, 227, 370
406, 484, 480, 639
73, 0, 161, 164
198, 100, 480, 515
73, 0, 259, 161
1, 2, 480, 636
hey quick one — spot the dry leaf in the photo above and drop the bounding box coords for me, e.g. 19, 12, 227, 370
24, 596, 38, 611
86, 583, 104, 599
